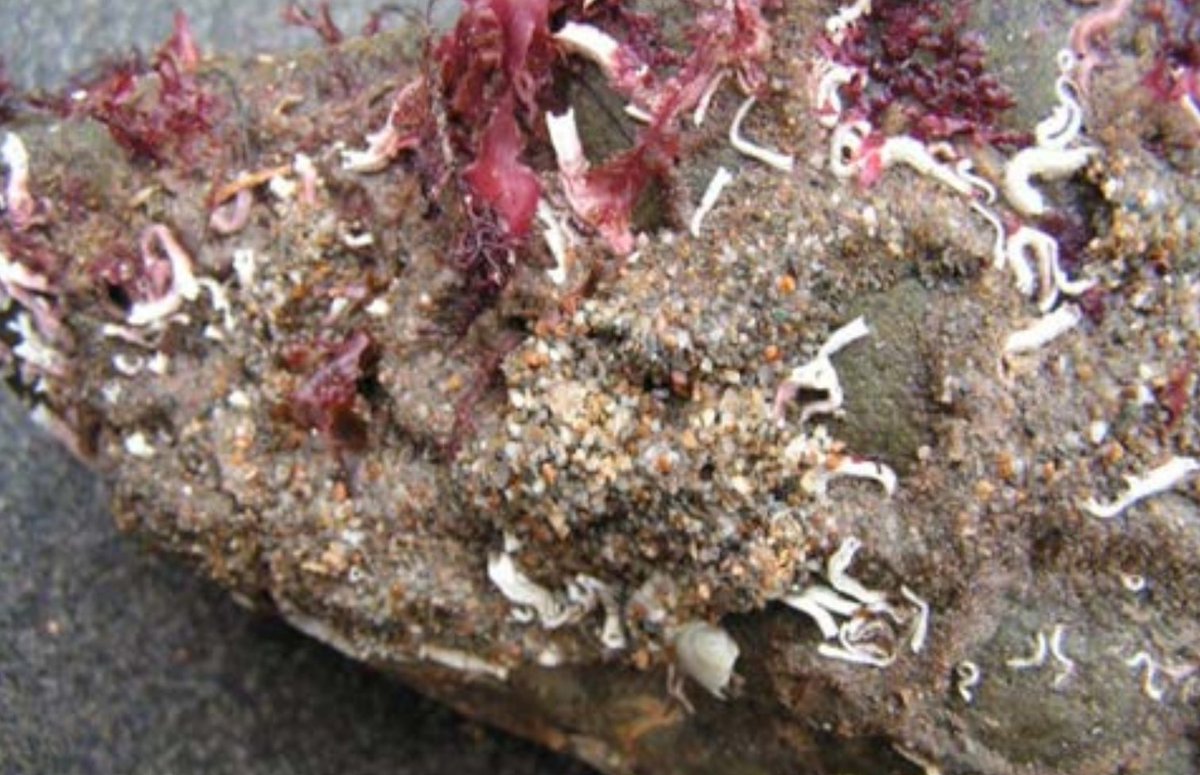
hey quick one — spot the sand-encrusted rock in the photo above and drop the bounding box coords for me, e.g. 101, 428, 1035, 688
3, 3, 1198, 773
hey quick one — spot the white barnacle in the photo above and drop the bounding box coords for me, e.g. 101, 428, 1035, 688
1125, 652, 1166, 702
826, 0, 873, 45
486, 551, 567, 627
1003, 145, 1098, 216
1, 131, 36, 229
970, 202, 1007, 270
781, 584, 859, 639
1004, 226, 1095, 311
955, 159, 997, 204
827, 537, 886, 606
829, 120, 872, 178
1004, 304, 1082, 355
340, 82, 422, 174
1048, 624, 1075, 688
1036, 75, 1085, 151
418, 644, 510, 681
123, 431, 156, 459
547, 109, 587, 178
693, 69, 727, 128
571, 574, 626, 650
818, 641, 895, 668
689, 166, 735, 238
197, 278, 235, 332
804, 457, 898, 498
228, 389, 252, 409
553, 21, 623, 76
730, 97, 795, 173
813, 60, 858, 128
900, 586, 930, 654
837, 616, 898, 666
1004, 225, 1053, 300
0, 251, 53, 294
1082, 456, 1200, 519
232, 248, 258, 288
536, 200, 570, 286
112, 353, 145, 376
536, 644, 565, 668
267, 171, 298, 202
774, 316, 870, 423
623, 103, 653, 123
877, 136, 973, 196
955, 660, 981, 703
341, 120, 401, 173
9, 311, 65, 377
672, 621, 740, 700
128, 225, 201, 327
1006, 631, 1048, 670
1119, 572, 1146, 593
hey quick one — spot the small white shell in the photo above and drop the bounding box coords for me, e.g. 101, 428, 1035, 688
487, 552, 566, 626
673, 621, 740, 700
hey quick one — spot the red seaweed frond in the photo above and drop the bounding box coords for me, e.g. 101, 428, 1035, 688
283, 2, 346, 47
422, 0, 560, 330
285, 330, 380, 450
0, 58, 18, 124
436, 0, 556, 124
462, 94, 540, 239
1158, 358, 1194, 430
1142, 0, 1200, 106
414, 0, 775, 327
551, 1, 769, 251
75, 12, 226, 166
435, 204, 518, 337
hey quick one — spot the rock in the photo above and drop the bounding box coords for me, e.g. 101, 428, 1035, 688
2, 2, 1198, 774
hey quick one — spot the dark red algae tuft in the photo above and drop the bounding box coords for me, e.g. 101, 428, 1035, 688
825, 0, 1027, 149
71, 12, 227, 166
1141, 0, 1200, 132
284, 331, 380, 451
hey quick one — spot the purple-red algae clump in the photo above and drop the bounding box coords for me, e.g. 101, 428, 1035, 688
72, 12, 227, 167
826, 0, 1026, 149
1141, 0, 1200, 126
284, 330, 380, 451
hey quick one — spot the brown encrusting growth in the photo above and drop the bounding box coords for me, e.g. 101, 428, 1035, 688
1, 2, 1199, 774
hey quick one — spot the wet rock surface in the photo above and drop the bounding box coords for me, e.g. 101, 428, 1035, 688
3, 2, 1199, 774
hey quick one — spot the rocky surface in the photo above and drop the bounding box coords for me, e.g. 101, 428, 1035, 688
2, 2, 1199, 773
0, 383, 587, 775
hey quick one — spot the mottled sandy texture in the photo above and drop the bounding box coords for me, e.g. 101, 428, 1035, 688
4, 2, 1199, 774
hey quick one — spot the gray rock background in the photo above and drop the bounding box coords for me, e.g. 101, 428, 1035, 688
0, 2, 588, 774
0, 1, 462, 91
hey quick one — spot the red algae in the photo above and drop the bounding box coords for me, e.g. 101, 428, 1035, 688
73, 12, 227, 166
826, 0, 1027, 148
